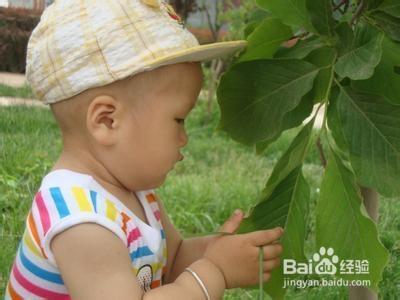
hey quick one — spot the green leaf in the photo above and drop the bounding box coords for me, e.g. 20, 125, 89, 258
243, 9, 272, 38
258, 120, 314, 202
255, 91, 314, 154
334, 22, 355, 56
239, 122, 314, 299
316, 146, 389, 290
243, 22, 260, 38
266, 167, 311, 300
337, 85, 400, 197
217, 59, 319, 146
256, 0, 314, 32
253, 45, 334, 154
335, 23, 384, 80
306, 0, 336, 36
352, 36, 400, 105
370, 10, 400, 42
365, 0, 385, 10
237, 18, 293, 63
304, 47, 337, 103
377, 0, 400, 18
275, 36, 326, 59
326, 87, 350, 156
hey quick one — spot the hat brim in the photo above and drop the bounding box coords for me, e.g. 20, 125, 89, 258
143, 40, 248, 71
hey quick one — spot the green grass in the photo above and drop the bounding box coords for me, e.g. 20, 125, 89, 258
0, 98, 399, 299
0, 83, 35, 99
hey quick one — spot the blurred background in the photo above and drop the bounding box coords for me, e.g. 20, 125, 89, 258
1, 1, 399, 299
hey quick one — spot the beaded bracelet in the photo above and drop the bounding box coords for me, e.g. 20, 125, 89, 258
184, 267, 211, 300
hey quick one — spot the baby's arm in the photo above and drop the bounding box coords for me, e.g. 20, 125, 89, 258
52, 218, 283, 299
52, 222, 226, 300
156, 197, 219, 283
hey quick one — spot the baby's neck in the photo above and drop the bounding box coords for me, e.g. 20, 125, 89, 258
52, 148, 131, 197
52, 150, 149, 225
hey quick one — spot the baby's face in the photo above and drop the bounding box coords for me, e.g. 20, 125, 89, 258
112, 62, 203, 190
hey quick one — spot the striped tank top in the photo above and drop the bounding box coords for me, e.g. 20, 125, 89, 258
5, 169, 168, 299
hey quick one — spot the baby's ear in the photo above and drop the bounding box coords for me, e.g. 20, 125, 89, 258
86, 95, 121, 146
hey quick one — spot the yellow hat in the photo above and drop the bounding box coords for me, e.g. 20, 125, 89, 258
26, 0, 247, 104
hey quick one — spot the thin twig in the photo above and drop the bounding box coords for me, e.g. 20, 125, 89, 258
289, 31, 310, 41
200, 2, 218, 42
333, 0, 348, 12
351, 0, 366, 25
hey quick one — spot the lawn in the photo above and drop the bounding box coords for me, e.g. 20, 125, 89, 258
0, 83, 35, 99
0, 92, 399, 299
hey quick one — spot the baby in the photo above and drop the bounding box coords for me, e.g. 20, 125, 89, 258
5, 1, 284, 299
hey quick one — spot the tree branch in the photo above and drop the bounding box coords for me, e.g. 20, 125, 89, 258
351, 0, 366, 25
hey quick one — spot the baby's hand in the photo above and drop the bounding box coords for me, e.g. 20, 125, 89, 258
203, 209, 284, 289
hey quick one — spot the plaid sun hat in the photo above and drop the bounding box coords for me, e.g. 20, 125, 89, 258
26, 0, 247, 104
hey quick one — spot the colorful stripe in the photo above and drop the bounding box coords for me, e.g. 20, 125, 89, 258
131, 246, 153, 260
72, 187, 92, 212
19, 244, 64, 284
151, 279, 161, 289
50, 187, 70, 218
154, 209, 161, 221
90, 191, 97, 213
127, 227, 141, 245
34, 191, 51, 235
7, 186, 167, 297
121, 211, 130, 235
12, 263, 70, 299
27, 212, 47, 259
146, 193, 157, 203
105, 199, 118, 221
6, 280, 23, 300
23, 230, 42, 258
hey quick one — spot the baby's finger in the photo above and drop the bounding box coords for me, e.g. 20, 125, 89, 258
263, 243, 283, 259
250, 227, 284, 246
263, 258, 281, 272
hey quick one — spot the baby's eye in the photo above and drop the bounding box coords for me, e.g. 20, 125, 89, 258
175, 118, 185, 124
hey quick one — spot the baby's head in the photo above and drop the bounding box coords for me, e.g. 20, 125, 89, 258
50, 62, 203, 190
25, 0, 246, 190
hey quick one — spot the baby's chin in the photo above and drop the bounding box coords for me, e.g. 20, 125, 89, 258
136, 173, 170, 191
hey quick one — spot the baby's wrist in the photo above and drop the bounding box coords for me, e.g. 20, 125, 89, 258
187, 258, 226, 299
200, 257, 227, 289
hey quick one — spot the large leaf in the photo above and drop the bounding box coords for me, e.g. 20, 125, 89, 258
337, 86, 400, 197
239, 121, 314, 299
377, 0, 400, 18
217, 59, 318, 146
254, 47, 336, 153
256, 0, 314, 32
366, 0, 385, 10
334, 22, 354, 56
240, 120, 314, 232
370, 10, 400, 42
304, 47, 337, 103
352, 36, 400, 105
243, 9, 273, 38
306, 0, 336, 36
316, 147, 389, 290
275, 36, 325, 59
255, 91, 314, 154
335, 23, 384, 80
327, 87, 350, 156
237, 17, 293, 63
